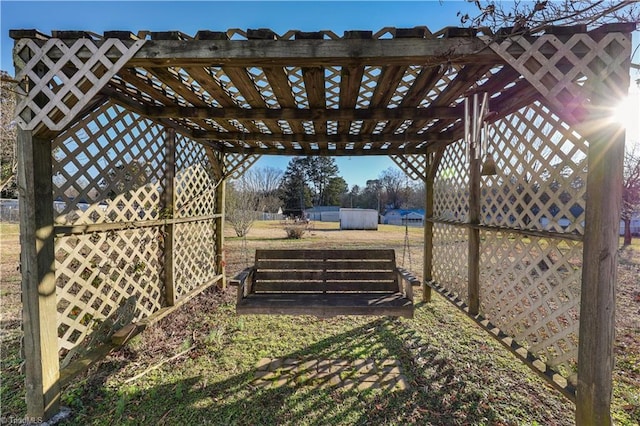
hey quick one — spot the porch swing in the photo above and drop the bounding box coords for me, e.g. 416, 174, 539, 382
231, 226, 420, 318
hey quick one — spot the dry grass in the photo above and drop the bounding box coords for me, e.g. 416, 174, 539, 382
0, 221, 638, 424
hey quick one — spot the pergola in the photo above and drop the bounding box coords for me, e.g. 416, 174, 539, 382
12, 23, 634, 424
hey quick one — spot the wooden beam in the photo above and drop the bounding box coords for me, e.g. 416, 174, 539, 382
302, 66, 327, 145
17, 129, 60, 420
215, 168, 227, 289
126, 38, 500, 67
221, 66, 282, 134
577, 122, 622, 426
163, 128, 176, 306
423, 152, 436, 303
407, 64, 493, 135
360, 65, 407, 137
144, 67, 246, 133
146, 67, 208, 106
262, 66, 305, 137
191, 129, 453, 144
384, 64, 448, 134
217, 144, 430, 156
144, 105, 459, 121
576, 45, 628, 425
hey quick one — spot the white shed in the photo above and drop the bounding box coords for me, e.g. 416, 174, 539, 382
339, 208, 378, 230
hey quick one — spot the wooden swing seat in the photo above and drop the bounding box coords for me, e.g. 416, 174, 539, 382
231, 249, 418, 318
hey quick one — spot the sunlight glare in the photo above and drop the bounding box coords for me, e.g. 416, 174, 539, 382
613, 96, 634, 127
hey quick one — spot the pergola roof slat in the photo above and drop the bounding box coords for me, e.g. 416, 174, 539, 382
12, 24, 632, 157
337, 65, 365, 135
221, 66, 282, 135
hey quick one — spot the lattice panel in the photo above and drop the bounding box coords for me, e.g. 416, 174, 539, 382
432, 223, 468, 302
481, 101, 587, 234
174, 135, 215, 218
13, 37, 145, 132
479, 230, 582, 383
209, 66, 249, 108
418, 65, 459, 110
208, 150, 261, 181
129, 67, 192, 107
355, 66, 381, 110
325, 66, 341, 110
286, 67, 309, 108
390, 154, 426, 181
247, 66, 280, 108
488, 32, 631, 125
55, 227, 164, 353
173, 220, 218, 298
52, 102, 165, 225
433, 139, 468, 222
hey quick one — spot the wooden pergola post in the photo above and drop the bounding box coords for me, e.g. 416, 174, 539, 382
215, 159, 227, 289
17, 129, 60, 419
163, 128, 176, 306
577, 115, 624, 426
576, 99, 626, 426
576, 33, 630, 424
422, 156, 435, 303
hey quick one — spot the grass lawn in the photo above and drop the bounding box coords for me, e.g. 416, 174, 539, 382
1, 222, 638, 424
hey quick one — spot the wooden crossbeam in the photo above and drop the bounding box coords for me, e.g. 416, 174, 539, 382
144, 105, 460, 121
338, 65, 365, 134
215, 145, 429, 156
126, 38, 500, 67
191, 129, 452, 144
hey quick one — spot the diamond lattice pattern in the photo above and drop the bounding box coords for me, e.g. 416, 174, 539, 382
433, 139, 469, 222
52, 103, 165, 226
173, 136, 218, 298
479, 231, 582, 383
481, 101, 587, 234
488, 32, 631, 126
174, 220, 218, 298
175, 135, 216, 218
13, 38, 145, 132
432, 223, 468, 301
55, 228, 164, 352
390, 154, 426, 181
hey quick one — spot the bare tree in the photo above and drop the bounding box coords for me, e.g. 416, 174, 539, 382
460, 1, 639, 34
379, 167, 411, 210
226, 167, 285, 237
242, 166, 282, 195
0, 71, 18, 197
225, 180, 261, 237
622, 143, 640, 245
241, 166, 283, 213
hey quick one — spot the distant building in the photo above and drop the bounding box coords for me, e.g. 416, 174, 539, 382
382, 209, 425, 227
620, 214, 640, 236
339, 208, 378, 230
304, 206, 341, 222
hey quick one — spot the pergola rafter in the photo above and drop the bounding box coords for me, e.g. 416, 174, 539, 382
11, 23, 634, 425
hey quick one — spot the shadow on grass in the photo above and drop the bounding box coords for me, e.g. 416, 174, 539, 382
62, 317, 499, 425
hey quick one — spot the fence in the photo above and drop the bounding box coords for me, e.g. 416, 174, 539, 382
0, 198, 19, 222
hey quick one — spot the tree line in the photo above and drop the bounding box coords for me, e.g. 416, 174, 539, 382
228, 157, 425, 216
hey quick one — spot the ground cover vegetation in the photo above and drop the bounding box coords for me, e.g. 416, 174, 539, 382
1, 222, 639, 425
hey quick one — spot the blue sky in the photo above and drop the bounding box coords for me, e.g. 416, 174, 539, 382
1, 1, 638, 187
